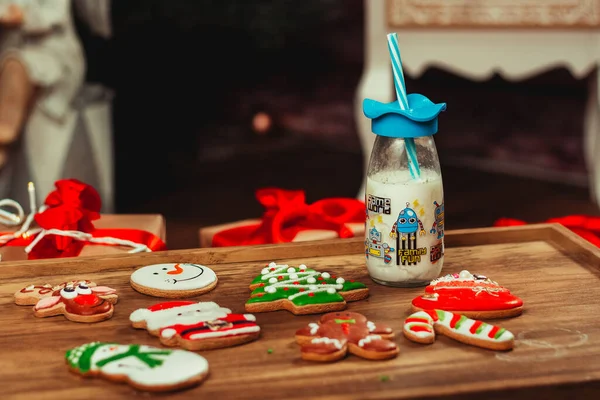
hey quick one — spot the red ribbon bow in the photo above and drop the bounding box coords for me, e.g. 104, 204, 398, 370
212, 188, 366, 247
494, 216, 600, 247
0, 179, 166, 259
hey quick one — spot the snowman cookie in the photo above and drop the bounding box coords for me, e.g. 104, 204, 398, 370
130, 263, 218, 298
66, 342, 209, 392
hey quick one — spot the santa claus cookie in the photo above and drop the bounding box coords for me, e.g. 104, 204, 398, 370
403, 309, 514, 351
130, 301, 260, 350
66, 342, 209, 392
246, 262, 369, 315
14, 280, 118, 323
295, 311, 398, 362
130, 263, 217, 298
411, 270, 523, 319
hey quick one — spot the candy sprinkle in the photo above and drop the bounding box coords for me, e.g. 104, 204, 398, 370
379, 375, 390, 382
267, 348, 273, 354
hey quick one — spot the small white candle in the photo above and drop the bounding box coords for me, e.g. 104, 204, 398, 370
27, 182, 36, 213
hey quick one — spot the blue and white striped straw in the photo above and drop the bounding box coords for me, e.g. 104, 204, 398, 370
387, 33, 421, 180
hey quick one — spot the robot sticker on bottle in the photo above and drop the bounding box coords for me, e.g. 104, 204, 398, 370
389, 202, 428, 266
429, 200, 445, 264
365, 227, 394, 264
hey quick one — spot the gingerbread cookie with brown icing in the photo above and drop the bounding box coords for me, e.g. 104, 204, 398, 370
295, 311, 399, 362
15, 280, 118, 323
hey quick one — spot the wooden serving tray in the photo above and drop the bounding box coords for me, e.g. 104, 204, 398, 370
1, 224, 600, 399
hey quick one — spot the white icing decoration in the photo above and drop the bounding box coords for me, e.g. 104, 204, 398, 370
321, 272, 331, 279
261, 268, 269, 275
358, 335, 381, 347
299, 264, 306, 269
311, 337, 343, 350
130, 263, 217, 291
243, 314, 256, 321
268, 278, 277, 284
367, 321, 376, 332
129, 302, 232, 331
403, 310, 514, 343
309, 323, 320, 335
161, 328, 177, 339
76, 285, 92, 295
336, 278, 345, 284
60, 288, 77, 299
188, 325, 260, 340
268, 262, 277, 268
459, 270, 472, 279
25, 285, 34, 290
256, 263, 349, 302
86, 344, 209, 388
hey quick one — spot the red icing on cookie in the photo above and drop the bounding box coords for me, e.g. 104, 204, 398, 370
412, 270, 523, 313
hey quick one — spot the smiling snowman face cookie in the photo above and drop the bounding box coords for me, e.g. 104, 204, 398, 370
130, 263, 218, 298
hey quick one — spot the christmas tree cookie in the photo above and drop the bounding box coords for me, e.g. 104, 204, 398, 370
245, 262, 369, 315
66, 342, 209, 392
403, 309, 514, 351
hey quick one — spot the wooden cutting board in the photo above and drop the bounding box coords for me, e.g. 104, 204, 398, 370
1, 224, 599, 399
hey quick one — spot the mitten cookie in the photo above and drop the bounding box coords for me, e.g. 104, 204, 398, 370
411, 270, 523, 319
66, 342, 209, 392
295, 311, 398, 362
130, 263, 218, 298
130, 301, 260, 350
403, 309, 514, 351
246, 262, 369, 315
17, 281, 118, 323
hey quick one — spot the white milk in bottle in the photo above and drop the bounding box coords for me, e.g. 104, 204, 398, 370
362, 93, 447, 287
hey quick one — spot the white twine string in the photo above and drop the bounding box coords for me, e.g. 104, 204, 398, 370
0, 182, 151, 255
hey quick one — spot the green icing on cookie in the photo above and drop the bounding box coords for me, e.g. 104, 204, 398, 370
435, 310, 446, 321
247, 289, 344, 306
247, 263, 366, 306
494, 328, 506, 339
454, 315, 467, 330
475, 323, 487, 335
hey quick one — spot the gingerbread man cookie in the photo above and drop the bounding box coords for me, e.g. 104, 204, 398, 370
15, 280, 118, 323
411, 270, 523, 319
403, 309, 514, 351
295, 311, 398, 362
130, 301, 260, 351
66, 342, 209, 392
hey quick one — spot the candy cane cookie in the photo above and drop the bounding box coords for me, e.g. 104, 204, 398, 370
403, 309, 514, 351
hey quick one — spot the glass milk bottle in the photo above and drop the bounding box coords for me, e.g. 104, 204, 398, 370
363, 93, 446, 287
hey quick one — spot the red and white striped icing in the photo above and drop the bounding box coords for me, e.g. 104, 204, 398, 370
403, 309, 514, 343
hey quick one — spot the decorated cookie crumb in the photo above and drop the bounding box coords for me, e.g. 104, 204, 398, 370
245, 262, 369, 315
130, 301, 260, 350
403, 309, 514, 351
295, 311, 398, 362
66, 342, 209, 392
411, 270, 523, 319
130, 263, 218, 298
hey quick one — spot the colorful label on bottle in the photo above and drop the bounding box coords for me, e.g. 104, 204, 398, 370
365, 169, 444, 284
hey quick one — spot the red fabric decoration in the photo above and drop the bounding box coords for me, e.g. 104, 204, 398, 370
0, 179, 166, 259
212, 188, 366, 247
494, 216, 600, 247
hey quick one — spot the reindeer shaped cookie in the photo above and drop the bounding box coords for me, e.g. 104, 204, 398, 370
295, 311, 399, 362
14, 280, 118, 323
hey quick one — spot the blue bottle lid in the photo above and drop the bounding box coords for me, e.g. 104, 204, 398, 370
363, 93, 446, 138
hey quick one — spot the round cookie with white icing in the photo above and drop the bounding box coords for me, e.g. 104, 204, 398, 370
130, 263, 218, 298
66, 342, 209, 392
